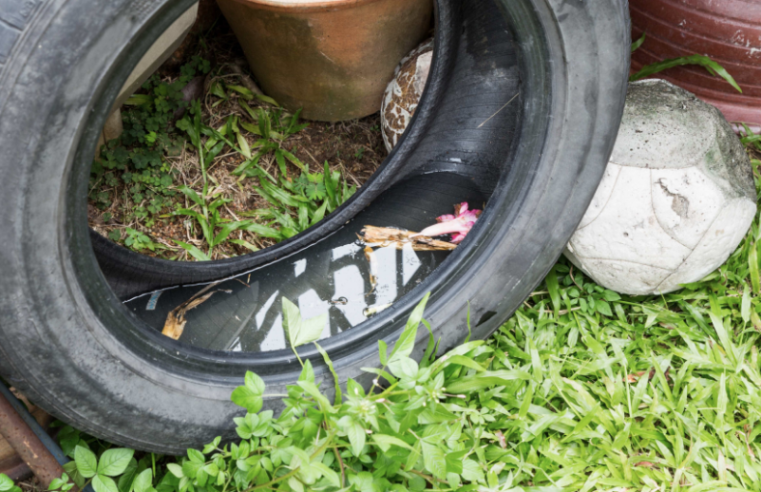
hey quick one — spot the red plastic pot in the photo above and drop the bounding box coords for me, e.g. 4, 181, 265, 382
630, 0, 761, 128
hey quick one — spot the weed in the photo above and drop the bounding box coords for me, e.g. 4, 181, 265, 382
123, 228, 165, 253
244, 161, 356, 239
630, 34, 742, 93
32, 124, 761, 492
90, 56, 212, 250
89, 53, 369, 260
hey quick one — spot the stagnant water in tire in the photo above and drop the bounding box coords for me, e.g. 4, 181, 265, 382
126, 239, 447, 352
124, 174, 485, 352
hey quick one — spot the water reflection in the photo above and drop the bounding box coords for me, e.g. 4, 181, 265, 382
125, 173, 484, 353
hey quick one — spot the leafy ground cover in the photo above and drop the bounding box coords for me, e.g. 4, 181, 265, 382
88, 24, 385, 261
3, 27, 760, 492
2, 139, 757, 492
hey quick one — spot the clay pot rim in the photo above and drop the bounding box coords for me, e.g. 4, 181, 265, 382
222, 0, 387, 13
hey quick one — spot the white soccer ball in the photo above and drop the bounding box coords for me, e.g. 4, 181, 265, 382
564, 80, 757, 295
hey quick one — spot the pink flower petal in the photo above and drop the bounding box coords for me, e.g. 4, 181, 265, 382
421, 202, 482, 243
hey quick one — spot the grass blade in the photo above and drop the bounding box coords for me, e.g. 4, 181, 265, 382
630, 54, 742, 93
750, 242, 760, 294
229, 238, 260, 252
173, 240, 210, 261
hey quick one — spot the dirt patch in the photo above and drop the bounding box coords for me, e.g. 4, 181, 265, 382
88, 18, 387, 261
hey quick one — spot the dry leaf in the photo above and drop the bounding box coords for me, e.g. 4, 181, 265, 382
162, 283, 228, 340
359, 226, 457, 251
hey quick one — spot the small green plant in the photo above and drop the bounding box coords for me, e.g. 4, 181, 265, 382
629, 34, 742, 93
172, 185, 259, 261
90, 56, 212, 252
171, 100, 316, 259
0, 474, 21, 492
246, 161, 356, 239
231, 101, 309, 178
172, 96, 355, 257
123, 228, 164, 253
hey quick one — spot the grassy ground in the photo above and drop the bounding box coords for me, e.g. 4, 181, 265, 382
30, 21, 761, 490
87, 22, 385, 261
0, 130, 754, 492
34, 141, 759, 492
477, 144, 761, 490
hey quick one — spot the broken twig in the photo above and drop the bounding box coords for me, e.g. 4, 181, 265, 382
359, 226, 457, 251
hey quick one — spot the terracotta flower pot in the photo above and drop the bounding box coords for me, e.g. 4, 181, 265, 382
630, 0, 761, 128
216, 0, 433, 122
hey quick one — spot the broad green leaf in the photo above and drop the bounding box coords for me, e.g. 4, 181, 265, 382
421, 442, 447, 480
310, 201, 328, 226
0, 475, 13, 492
346, 420, 366, 457
255, 93, 279, 106
116, 459, 137, 492
187, 449, 205, 464
74, 446, 98, 479
244, 371, 265, 394
166, 464, 183, 479
388, 355, 418, 379
231, 386, 263, 413
133, 469, 153, 492
446, 369, 532, 393
405, 441, 421, 471
280, 148, 306, 172
212, 221, 249, 247
312, 463, 339, 488
237, 133, 252, 159
297, 380, 334, 413
283, 297, 326, 348
226, 85, 254, 100
92, 475, 119, 492
97, 449, 134, 477
177, 185, 204, 207
435, 354, 485, 373
372, 434, 415, 452
461, 460, 484, 482
229, 239, 260, 252
287, 477, 303, 492
378, 340, 388, 366
243, 223, 284, 240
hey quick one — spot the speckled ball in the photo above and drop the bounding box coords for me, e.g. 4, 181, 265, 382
381, 38, 433, 152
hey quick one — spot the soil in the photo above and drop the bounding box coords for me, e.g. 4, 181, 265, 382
88, 18, 388, 261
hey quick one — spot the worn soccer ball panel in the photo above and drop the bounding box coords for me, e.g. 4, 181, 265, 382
566, 80, 757, 296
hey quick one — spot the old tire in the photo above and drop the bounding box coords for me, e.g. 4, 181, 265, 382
0, 0, 629, 452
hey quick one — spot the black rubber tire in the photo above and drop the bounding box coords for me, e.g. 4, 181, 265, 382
0, 0, 630, 453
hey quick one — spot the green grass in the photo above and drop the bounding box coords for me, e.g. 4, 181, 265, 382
630, 33, 743, 94
14, 44, 761, 492
89, 58, 357, 261
28, 148, 760, 492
